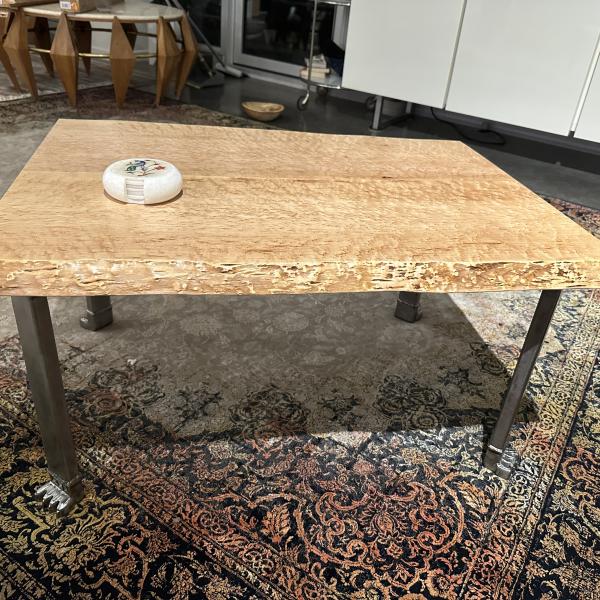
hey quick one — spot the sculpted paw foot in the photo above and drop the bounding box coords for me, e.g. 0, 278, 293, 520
484, 445, 518, 480
35, 478, 83, 515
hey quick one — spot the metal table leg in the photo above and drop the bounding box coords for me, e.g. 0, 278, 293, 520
484, 289, 562, 478
395, 292, 422, 323
80, 296, 113, 331
370, 95, 385, 130
12, 296, 83, 514
370, 97, 413, 131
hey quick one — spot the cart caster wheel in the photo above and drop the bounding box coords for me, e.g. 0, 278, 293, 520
297, 95, 309, 111
317, 86, 329, 98
366, 95, 376, 111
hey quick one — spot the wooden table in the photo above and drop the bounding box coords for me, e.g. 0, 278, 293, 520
2, 119, 600, 513
1, 0, 196, 106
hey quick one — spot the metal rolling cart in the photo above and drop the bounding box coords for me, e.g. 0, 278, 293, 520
297, 0, 350, 111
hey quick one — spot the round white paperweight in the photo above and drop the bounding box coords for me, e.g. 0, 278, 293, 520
102, 158, 183, 205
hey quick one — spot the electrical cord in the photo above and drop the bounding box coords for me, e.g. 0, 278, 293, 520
430, 107, 506, 146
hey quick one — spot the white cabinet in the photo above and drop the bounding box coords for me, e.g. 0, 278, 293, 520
446, 0, 600, 136
341, 0, 466, 108
575, 59, 600, 143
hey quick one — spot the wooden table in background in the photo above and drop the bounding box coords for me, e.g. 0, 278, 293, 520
0, 0, 196, 106
2, 119, 600, 513
0, 8, 22, 90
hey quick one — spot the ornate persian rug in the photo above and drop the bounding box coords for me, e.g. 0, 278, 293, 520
0, 90, 599, 598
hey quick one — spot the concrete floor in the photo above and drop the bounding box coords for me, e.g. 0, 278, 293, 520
173, 73, 600, 210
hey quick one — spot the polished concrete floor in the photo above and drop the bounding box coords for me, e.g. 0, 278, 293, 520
173, 72, 600, 210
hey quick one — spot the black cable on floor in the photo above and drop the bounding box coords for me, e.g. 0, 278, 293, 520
430, 107, 506, 146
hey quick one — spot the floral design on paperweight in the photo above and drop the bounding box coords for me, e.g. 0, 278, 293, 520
123, 159, 166, 177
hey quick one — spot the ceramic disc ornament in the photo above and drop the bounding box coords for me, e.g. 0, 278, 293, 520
103, 158, 183, 205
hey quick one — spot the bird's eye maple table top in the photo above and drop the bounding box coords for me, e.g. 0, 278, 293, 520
1, 118, 600, 297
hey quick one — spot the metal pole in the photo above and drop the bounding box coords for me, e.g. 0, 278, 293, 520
370, 95, 384, 130
299, 0, 319, 108
307, 0, 318, 86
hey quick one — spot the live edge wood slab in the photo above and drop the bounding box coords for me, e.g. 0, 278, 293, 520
1, 119, 600, 297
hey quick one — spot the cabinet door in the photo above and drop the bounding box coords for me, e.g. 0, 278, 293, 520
575, 59, 600, 143
446, 0, 600, 135
341, 0, 466, 108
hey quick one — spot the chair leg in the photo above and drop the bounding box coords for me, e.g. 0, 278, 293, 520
12, 296, 83, 514
484, 289, 562, 478
394, 291, 422, 322
80, 296, 113, 331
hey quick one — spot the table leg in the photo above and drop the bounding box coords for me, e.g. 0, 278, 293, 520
484, 289, 562, 479
0, 11, 9, 38
80, 296, 113, 331
0, 40, 21, 91
122, 22, 137, 49
394, 291, 422, 322
175, 15, 197, 99
110, 17, 135, 108
50, 13, 79, 107
32, 17, 54, 77
12, 297, 83, 514
370, 95, 384, 130
155, 16, 181, 106
3, 9, 38, 98
73, 21, 92, 75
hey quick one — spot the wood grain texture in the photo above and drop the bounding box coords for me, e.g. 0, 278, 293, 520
1, 119, 600, 297
155, 17, 179, 106
23, 0, 183, 23
0, 0, 55, 7
49, 13, 78, 106
175, 15, 196, 99
0, 33, 21, 90
3, 8, 37, 97
0, 11, 8, 38
31, 17, 54, 76
109, 17, 134, 107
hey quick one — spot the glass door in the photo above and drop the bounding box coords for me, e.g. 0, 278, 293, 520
232, 0, 338, 77
181, 0, 222, 48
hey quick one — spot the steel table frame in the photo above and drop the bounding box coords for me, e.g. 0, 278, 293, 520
11, 289, 560, 514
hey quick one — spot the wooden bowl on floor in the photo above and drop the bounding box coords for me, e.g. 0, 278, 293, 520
242, 101, 285, 122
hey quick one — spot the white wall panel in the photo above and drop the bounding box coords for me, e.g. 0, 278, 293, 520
575, 57, 600, 143
342, 0, 465, 108
446, 0, 600, 135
